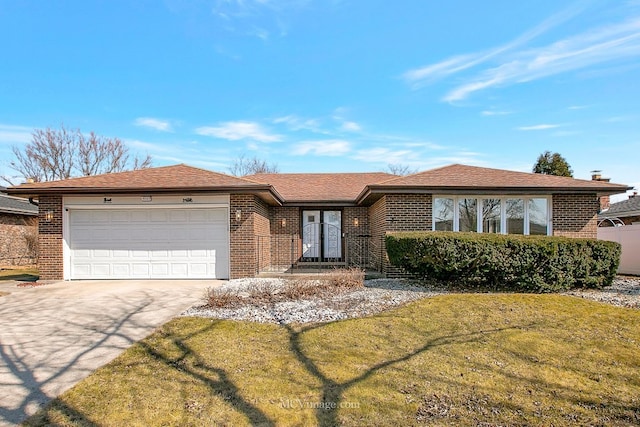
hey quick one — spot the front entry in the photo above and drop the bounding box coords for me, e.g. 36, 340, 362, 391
302, 210, 342, 261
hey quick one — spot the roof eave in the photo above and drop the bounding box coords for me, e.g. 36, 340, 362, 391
281, 199, 359, 207
599, 209, 640, 218
357, 185, 632, 205
0, 207, 38, 216
7, 185, 285, 206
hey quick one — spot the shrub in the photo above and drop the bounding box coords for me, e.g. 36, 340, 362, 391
205, 268, 365, 308
386, 232, 621, 292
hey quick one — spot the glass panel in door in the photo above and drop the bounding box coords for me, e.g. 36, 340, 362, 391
323, 211, 342, 259
302, 210, 320, 259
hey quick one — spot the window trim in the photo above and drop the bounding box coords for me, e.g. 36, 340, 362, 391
432, 195, 552, 236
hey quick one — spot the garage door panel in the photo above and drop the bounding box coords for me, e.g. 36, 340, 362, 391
93, 264, 111, 276
151, 264, 170, 276
111, 211, 130, 222
132, 264, 150, 276
112, 264, 131, 276
69, 207, 229, 279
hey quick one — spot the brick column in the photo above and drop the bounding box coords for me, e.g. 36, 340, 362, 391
38, 195, 63, 280
229, 194, 271, 279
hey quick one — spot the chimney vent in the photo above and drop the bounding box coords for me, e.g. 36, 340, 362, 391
591, 170, 610, 183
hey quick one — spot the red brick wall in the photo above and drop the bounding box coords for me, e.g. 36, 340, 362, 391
254, 197, 271, 273
552, 194, 599, 238
269, 207, 301, 270
0, 214, 37, 265
383, 194, 432, 277
230, 194, 265, 279
368, 196, 387, 273
343, 207, 370, 267
386, 194, 432, 231
38, 195, 63, 280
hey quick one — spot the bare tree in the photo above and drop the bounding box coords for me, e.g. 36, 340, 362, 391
229, 155, 279, 176
3, 125, 152, 184
386, 164, 417, 176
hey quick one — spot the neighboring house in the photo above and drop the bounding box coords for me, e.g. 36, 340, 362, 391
0, 187, 39, 265
598, 193, 640, 226
7, 164, 630, 281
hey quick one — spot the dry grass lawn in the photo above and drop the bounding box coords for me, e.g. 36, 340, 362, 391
26, 294, 640, 426
0, 266, 38, 281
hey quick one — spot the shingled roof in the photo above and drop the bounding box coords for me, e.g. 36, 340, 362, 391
0, 192, 38, 216
8, 164, 283, 204
599, 195, 640, 218
247, 172, 395, 204
7, 163, 631, 206
358, 164, 630, 203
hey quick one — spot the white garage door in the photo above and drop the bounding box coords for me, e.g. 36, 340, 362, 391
68, 208, 229, 279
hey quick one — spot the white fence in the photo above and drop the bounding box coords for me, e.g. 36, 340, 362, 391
598, 224, 640, 275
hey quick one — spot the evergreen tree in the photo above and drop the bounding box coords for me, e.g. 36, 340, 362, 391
533, 151, 573, 177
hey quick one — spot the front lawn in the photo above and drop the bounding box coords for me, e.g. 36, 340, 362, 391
27, 294, 640, 426
0, 266, 39, 281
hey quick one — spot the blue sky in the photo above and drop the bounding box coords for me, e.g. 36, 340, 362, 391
1, 0, 639, 199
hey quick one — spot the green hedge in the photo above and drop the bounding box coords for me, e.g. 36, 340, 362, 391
386, 232, 621, 292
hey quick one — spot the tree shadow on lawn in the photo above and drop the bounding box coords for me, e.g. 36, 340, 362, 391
136, 321, 276, 427
24, 297, 640, 426
281, 320, 524, 427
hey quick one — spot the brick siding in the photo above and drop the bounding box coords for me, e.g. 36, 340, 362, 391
268, 207, 301, 270
343, 207, 370, 267
552, 193, 599, 238
38, 195, 64, 280
229, 194, 271, 279
368, 196, 387, 273
383, 194, 433, 277
32, 190, 603, 281
0, 214, 37, 265
254, 197, 271, 273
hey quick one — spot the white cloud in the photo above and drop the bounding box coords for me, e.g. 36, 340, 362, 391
605, 115, 633, 122
293, 139, 351, 156
208, 0, 312, 41
0, 124, 33, 145
195, 121, 282, 142
127, 139, 160, 151
352, 147, 415, 164
273, 115, 323, 132
444, 18, 640, 102
517, 124, 562, 131
134, 117, 173, 132
403, 1, 587, 89
341, 121, 361, 132
481, 110, 512, 116
403, 4, 640, 102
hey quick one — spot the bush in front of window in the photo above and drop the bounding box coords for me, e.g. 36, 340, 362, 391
385, 232, 621, 292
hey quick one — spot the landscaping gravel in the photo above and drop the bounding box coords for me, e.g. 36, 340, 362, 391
182, 278, 444, 324
564, 276, 640, 309
182, 276, 640, 324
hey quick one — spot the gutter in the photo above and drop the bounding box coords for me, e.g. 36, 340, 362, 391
356, 184, 633, 205
7, 184, 286, 206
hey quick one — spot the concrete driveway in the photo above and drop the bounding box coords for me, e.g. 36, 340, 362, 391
0, 279, 219, 426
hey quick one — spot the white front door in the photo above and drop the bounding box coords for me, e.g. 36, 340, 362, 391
302, 210, 342, 260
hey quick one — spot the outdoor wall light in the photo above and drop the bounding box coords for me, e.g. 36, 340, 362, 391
281, 218, 286, 228
353, 217, 359, 227
235, 210, 242, 222
44, 210, 54, 222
